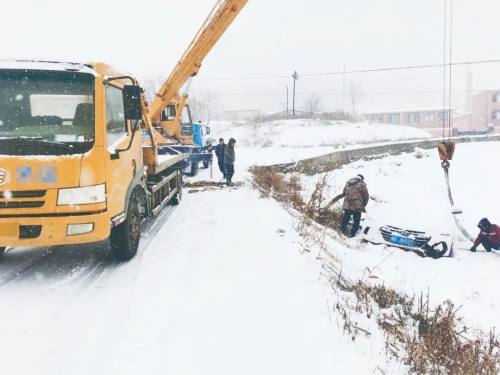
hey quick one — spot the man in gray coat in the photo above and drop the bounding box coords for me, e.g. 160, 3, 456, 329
339, 174, 369, 237
223, 138, 236, 186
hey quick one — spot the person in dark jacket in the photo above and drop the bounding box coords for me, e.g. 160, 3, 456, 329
214, 138, 226, 179
470, 218, 500, 252
339, 174, 369, 237
223, 138, 236, 186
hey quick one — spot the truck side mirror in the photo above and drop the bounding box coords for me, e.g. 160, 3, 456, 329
205, 126, 211, 135
123, 85, 143, 121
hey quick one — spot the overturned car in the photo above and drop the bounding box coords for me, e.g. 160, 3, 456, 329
363, 225, 451, 259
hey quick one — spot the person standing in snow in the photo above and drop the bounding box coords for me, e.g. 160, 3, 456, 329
470, 218, 500, 252
339, 174, 369, 238
213, 138, 227, 179
192, 120, 203, 147
223, 138, 236, 186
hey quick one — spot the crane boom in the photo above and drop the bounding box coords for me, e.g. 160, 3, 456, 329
150, 0, 248, 120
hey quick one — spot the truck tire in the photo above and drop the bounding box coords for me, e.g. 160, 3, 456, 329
170, 177, 182, 206
203, 160, 209, 169
110, 197, 141, 261
189, 160, 199, 177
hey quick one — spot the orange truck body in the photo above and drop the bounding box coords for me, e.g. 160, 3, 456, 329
0, 62, 185, 258
0, 0, 248, 259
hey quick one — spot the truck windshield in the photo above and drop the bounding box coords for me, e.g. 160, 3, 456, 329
0, 70, 95, 156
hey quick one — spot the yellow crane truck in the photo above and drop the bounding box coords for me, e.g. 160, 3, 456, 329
0, 0, 247, 261
149, 0, 248, 177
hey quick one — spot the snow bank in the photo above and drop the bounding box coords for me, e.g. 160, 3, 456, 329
209, 119, 432, 149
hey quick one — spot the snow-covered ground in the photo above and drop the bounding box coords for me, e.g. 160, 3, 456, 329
210, 119, 432, 149
206, 119, 432, 168
0, 182, 397, 374
1, 121, 497, 374
298, 141, 500, 332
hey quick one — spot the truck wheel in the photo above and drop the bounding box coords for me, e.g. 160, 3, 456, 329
189, 160, 199, 177
110, 197, 141, 261
203, 160, 209, 169
170, 179, 182, 205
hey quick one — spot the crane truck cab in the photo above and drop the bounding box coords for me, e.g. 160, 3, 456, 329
157, 100, 213, 176
0, 60, 186, 261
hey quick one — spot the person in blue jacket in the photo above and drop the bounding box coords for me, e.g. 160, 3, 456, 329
192, 120, 203, 147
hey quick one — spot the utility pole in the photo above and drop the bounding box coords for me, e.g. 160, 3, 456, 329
292, 71, 299, 119
341, 61, 346, 118
286, 85, 289, 118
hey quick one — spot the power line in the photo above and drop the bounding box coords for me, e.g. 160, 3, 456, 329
201, 58, 500, 82
208, 89, 486, 97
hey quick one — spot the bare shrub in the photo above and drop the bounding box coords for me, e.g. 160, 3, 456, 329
335, 278, 500, 375
405, 301, 500, 375
303, 174, 329, 219
249, 167, 304, 211
250, 167, 344, 233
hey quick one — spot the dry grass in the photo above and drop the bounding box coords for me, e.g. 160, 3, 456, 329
250, 167, 343, 231
249, 166, 305, 211
336, 278, 500, 374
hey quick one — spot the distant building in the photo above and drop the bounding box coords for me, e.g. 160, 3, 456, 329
222, 109, 262, 121
453, 113, 473, 131
364, 108, 453, 129
470, 90, 500, 129
364, 91, 500, 136
445, 90, 500, 134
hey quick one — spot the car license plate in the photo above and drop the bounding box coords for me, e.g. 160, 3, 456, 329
389, 235, 414, 247
0, 223, 18, 237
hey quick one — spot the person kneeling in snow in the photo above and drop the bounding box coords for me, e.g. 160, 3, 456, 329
471, 218, 500, 252
340, 174, 369, 238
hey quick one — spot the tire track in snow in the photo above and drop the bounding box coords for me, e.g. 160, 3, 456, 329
0, 247, 58, 288
0, 204, 178, 295
73, 205, 178, 293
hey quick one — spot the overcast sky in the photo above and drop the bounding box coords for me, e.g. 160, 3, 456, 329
2, 0, 500, 113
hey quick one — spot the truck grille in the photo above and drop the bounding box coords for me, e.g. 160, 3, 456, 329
0, 201, 45, 209
0, 190, 46, 198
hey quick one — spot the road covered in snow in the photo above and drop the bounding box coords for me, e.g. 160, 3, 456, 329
0, 175, 395, 374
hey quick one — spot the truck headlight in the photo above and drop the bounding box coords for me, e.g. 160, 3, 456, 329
57, 184, 106, 206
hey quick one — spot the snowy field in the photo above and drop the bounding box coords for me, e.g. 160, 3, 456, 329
210, 119, 432, 149
206, 119, 432, 168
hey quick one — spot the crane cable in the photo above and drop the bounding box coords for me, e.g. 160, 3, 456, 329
438, 0, 475, 243
441, 0, 447, 142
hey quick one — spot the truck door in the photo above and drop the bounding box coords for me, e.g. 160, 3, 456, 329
104, 84, 140, 218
